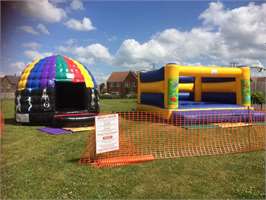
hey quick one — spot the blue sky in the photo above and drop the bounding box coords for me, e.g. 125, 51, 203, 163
1, 0, 266, 83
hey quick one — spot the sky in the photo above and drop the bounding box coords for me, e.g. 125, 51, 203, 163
1, 0, 266, 83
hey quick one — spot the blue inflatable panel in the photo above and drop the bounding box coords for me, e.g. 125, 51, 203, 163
178, 101, 240, 109
202, 92, 236, 104
179, 92, 194, 100
202, 77, 235, 83
140, 93, 164, 108
140, 67, 164, 83
179, 76, 194, 83
172, 109, 265, 125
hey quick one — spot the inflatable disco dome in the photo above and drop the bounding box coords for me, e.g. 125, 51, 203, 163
15, 55, 99, 125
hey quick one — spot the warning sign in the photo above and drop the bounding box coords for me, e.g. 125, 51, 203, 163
95, 114, 119, 154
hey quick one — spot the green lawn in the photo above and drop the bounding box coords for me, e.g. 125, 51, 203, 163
1, 99, 265, 199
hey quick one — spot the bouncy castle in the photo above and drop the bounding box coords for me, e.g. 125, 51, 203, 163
137, 63, 264, 123
15, 55, 99, 125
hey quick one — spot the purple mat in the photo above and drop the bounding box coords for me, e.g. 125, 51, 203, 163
38, 127, 71, 135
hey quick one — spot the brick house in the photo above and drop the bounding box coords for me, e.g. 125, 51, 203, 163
106, 71, 137, 96
0, 75, 19, 92
251, 77, 266, 92
0, 75, 20, 99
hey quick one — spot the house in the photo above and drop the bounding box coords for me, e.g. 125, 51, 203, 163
251, 77, 266, 92
0, 75, 20, 99
106, 71, 137, 96
0, 75, 19, 92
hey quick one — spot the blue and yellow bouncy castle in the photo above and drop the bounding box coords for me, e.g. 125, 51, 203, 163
137, 63, 264, 123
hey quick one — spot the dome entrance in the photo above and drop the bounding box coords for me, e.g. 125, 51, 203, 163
55, 81, 89, 113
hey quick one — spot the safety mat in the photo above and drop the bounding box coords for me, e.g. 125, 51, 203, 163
214, 122, 251, 128
38, 127, 71, 135
63, 126, 95, 132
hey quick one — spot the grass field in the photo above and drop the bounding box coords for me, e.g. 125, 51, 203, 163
1, 99, 265, 199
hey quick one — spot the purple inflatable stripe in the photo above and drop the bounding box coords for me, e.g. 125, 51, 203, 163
40, 55, 56, 89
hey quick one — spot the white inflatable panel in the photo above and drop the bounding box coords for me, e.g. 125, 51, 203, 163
16, 113, 29, 123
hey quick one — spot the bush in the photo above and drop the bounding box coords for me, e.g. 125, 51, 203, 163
251, 91, 265, 105
100, 93, 137, 99
100, 93, 121, 99
126, 93, 137, 99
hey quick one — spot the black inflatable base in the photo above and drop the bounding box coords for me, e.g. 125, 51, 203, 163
16, 112, 97, 127
53, 115, 95, 127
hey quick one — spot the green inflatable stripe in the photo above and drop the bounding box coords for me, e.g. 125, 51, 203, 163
168, 78, 179, 108
241, 79, 251, 105
55, 55, 69, 80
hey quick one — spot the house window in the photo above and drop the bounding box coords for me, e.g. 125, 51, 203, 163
125, 82, 129, 88
111, 82, 116, 88
111, 82, 120, 87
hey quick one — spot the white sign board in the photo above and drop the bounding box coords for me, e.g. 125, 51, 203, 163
16, 113, 29, 123
95, 114, 119, 154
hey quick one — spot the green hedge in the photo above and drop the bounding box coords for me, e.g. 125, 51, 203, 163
100, 93, 137, 99
251, 91, 265, 105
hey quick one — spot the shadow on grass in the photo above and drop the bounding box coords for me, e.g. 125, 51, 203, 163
4, 118, 16, 125
4, 117, 46, 127
67, 158, 81, 164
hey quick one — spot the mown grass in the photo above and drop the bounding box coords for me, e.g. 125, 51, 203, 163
1, 99, 265, 199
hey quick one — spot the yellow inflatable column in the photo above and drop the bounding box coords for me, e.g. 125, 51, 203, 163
164, 64, 179, 109
240, 67, 251, 107
235, 77, 242, 105
194, 76, 202, 102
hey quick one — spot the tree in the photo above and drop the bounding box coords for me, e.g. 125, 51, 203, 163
99, 83, 105, 94
251, 91, 265, 109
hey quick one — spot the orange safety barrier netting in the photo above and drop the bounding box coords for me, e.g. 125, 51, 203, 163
80, 110, 266, 168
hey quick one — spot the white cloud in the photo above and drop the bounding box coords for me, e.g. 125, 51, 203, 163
20, 24, 50, 35
93, 71, 109, 84
37, 24, 50, 35
4, 61, 27, 75
65, 38, 76, 46
107, 35, 117, 42
50, 0, 66, 3
22, 42, 41, 50
114, 2, 266, 68
59, 43, 112, 65
24, 50, 53, 60
19, 26, 39, 35
58, 2, 265, 72
10, 62, 26, 70
200, 2, 266, 48
114, 28, 219, 68
64, 17, 95, 31
20, 0, 66, 23
70, 0, 84, 10
78, 44, 112, 61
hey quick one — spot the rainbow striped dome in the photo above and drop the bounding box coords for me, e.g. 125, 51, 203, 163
17, 55, 96, 91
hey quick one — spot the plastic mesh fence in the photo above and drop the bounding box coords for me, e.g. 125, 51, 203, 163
80, 110, 266, 168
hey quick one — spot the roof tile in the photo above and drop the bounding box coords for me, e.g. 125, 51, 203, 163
107, 72, 131, 82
